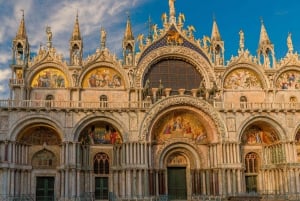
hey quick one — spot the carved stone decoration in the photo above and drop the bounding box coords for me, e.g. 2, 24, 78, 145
135, 46, 215, 89
0, 116, 9, 130
139, 96, 226, 141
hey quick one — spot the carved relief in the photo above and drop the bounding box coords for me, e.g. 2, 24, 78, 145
0, 116, 9, 130
167, 153, 187, 166
226, 117, 236, 132
224, 69, 263, 89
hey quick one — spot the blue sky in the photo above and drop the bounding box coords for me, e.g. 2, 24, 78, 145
0, 0, 299, 98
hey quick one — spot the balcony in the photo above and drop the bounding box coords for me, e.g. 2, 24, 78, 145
0, 99, 151, 112
9, 79, 24, 87
0, 99, 299, 112
214, 101, 300, 112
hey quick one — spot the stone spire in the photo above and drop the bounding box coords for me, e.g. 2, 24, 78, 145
124, 15, 134, 41
210, 18, 224, 66
257, 19, 275, 68
259, 19, 272, 46
15, 10, 27, 40
123, 15, 135, 66
71, 12, 81, 41
211, 19, 222, 41
13, 10, 30, 65
70, 12, 83, 66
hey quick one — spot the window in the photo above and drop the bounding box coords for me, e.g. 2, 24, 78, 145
94, 153, 109, 174
46, 95, 54, 107
94, 153, 109, 200
100, 95, 108, 108
240, 96, 247, 108
143, 59, 203, 96
245, 152, 259, 193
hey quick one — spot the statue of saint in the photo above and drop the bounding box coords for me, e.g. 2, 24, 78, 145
169, 0, 175, 18
239, 30, 244, 50
46, 26, 52, 42
100, 27, 107, 49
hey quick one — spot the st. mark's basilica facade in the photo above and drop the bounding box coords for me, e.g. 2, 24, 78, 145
1, 1, 300, 201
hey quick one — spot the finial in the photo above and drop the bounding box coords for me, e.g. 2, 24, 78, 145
147, 15, 153, 40
260, 17, 264, 24
21, 9, 24, 18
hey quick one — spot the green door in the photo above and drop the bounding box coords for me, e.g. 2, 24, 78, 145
95, 177, 109, 200
36, 177, 55, 201
168, 167, 187, 200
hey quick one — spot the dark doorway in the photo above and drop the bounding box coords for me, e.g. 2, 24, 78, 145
168, 167, 187, 200
36, 177, 55, 201
95, 177, 109, 200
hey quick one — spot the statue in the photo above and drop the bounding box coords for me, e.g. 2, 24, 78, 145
100, 27, 107, 49
239, 29, 244, 50
161, 13, 168, 25
142, 79, 151, 99
287, 32, 293, 53
46, 26, 52, 42
169, 0, 176, 18
178, 13, 185, 26
46, 26, 52, 48
158, 80, 164, 97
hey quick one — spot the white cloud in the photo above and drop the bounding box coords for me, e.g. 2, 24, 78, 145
0, 51, 11, 64
0, 68, 11, 82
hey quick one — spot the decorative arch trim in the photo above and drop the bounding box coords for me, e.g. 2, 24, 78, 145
9, 115, 64, 141
156, 141, 204, 169
135, 46, 215, 89
139, 96, 226, 141
237, 115, 287, 142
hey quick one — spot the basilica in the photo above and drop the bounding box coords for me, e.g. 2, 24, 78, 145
1, 1, 300, 201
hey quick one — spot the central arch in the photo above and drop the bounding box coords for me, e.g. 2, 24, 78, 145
140, 96, 226, 142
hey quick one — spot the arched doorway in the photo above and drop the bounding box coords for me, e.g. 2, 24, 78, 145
18, 124, 61, 201
166, 152, 188, 200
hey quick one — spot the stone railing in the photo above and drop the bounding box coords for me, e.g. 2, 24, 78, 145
214, 101, 300, 111
9, 79, 24, 86
0, 99, 300, 111
0, 99, 151, 110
